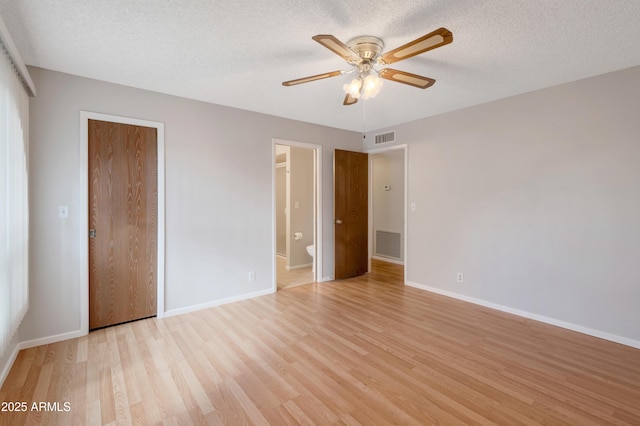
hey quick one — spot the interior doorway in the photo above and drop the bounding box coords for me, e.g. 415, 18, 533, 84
273, 139, 322, 290
332, 147, 407, 282
368, 145, 407, 282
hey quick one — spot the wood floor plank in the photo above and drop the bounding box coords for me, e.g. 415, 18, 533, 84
276, 255, 314, 290
2, 259, 640, 425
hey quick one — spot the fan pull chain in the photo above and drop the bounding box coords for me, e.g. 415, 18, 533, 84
362, 100, 367, 139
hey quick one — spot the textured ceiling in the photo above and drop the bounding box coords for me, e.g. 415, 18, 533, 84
1, 0, 640, 132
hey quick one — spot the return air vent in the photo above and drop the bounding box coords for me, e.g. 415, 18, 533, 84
375, 230, 402, 260
374, 131, 396, 145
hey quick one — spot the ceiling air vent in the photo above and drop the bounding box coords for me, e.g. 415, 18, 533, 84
374, 131, 396, 145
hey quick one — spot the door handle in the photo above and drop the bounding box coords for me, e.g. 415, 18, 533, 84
335, 219, 342, 225
89, 229, 96, 238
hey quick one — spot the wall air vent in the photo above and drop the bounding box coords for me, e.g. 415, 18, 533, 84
374, 131, 396, 145
375, 230, 402, 260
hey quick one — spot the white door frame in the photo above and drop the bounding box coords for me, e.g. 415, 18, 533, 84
79, 111, 166, 334
367, 144, 408, 283
272, 139, 323, 290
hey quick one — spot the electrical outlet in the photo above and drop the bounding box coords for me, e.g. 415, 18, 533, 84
248, 271, 255, 282
457, 272, 464, 283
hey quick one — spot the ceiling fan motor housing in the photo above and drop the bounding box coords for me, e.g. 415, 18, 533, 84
346, 36, 384, 62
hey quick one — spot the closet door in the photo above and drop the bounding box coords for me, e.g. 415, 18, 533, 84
88, 119, 158, 329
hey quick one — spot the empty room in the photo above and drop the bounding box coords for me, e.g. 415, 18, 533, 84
1, 1, 639, 424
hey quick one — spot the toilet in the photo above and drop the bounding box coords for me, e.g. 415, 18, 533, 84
306, 244, 315, 273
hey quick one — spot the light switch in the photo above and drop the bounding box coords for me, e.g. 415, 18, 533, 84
294, 201, 300, 209
411, 203, 416, 212
58, 205, 69, 218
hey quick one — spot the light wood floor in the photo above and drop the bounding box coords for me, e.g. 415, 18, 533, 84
2, 259, 640, 425
276, 255, 314, 290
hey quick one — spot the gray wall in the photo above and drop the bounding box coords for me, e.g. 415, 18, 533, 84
365, 65, 640, 344
22, 66, 360, 343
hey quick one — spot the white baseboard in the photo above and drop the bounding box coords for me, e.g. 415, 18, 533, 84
164, 288, 275, 317
406, 281, 640, 350
320, 275, 334, 282
0, 344, 21, 387
285, 263, 312, 271
372, 255, 404, 265
17, 329, 86, 350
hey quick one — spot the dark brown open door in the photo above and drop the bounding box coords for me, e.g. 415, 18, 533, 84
89, 119, 158, 329
334, 149, 368, 279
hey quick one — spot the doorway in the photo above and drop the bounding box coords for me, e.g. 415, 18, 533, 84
332, 146, 407, 282
80, 112, 165, 334
368, 145, 407, 281
273, 139, 322, 290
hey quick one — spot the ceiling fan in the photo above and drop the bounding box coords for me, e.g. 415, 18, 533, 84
282, 28, 453, 106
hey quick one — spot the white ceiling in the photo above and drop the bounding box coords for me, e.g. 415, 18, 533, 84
1, 0, 640, 132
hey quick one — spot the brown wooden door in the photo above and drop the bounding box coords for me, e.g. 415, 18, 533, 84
334, 149, 368, 279
88, 119, 158, 330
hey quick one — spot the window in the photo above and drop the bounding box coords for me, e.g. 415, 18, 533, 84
0, 20, 33, 357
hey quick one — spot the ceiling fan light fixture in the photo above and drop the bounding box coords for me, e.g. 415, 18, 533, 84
343, 66, 383, 100
361, 74, 383, 100
343, 78, 363, 98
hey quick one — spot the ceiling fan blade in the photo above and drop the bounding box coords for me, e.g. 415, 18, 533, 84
379, 69, 436, 89
282, 70, 344, 86
343, 93, 359, 106
312, 35, 362, 64
378, 28, 453, 65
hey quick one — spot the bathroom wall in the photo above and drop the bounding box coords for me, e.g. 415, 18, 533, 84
275, 145, 288, 257
275, 164, 286, 256
287, 146, 314, 268
371, 150, 405, 262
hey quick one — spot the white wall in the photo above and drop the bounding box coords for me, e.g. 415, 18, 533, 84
21, 67, 360, 344
365, 65, 640, 345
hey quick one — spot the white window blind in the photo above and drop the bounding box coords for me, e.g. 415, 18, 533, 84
0, 25, 31, 357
